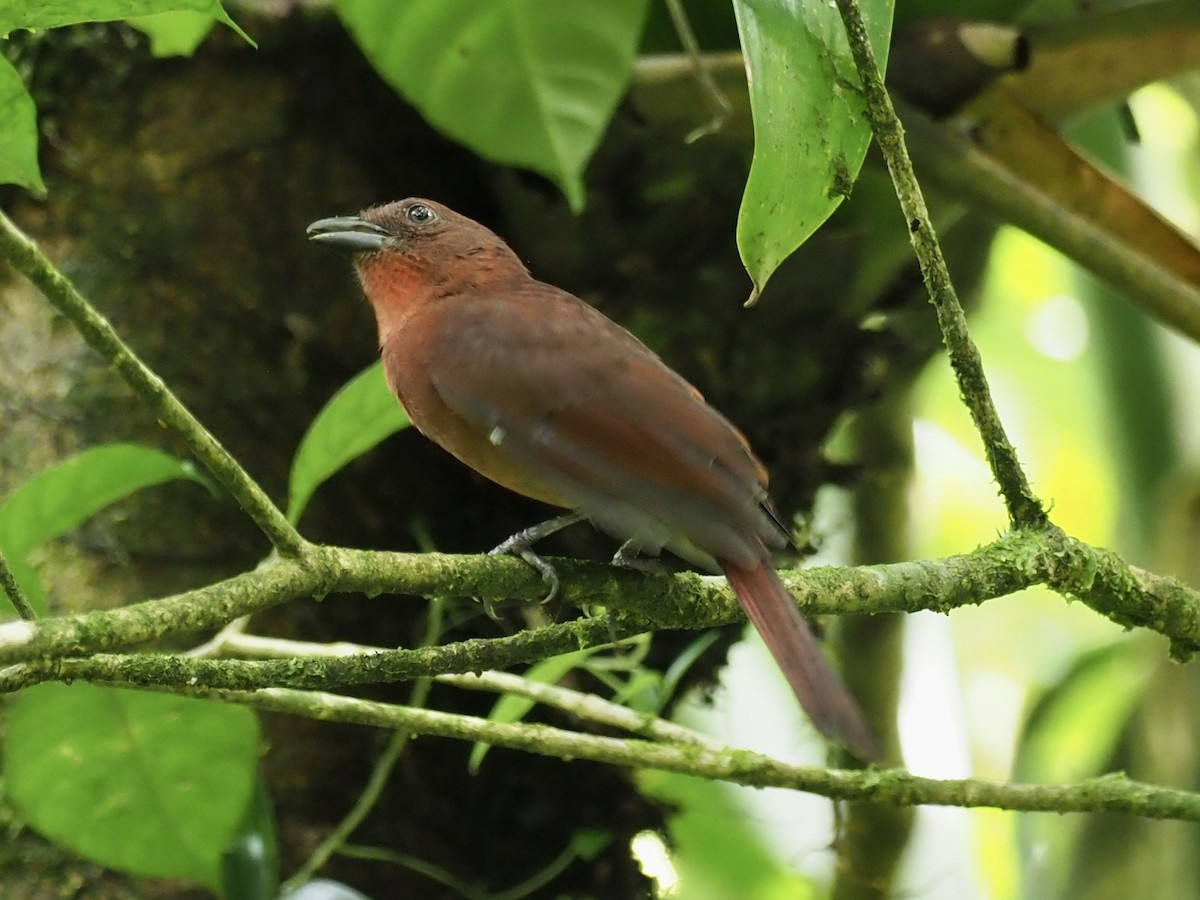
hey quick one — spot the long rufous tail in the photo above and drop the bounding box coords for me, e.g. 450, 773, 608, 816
723, 561, 879, 761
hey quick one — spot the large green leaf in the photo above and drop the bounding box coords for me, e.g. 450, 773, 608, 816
0, 443, 205, 614
333, 0, 649, 211
287, 361, 410, 524
0, 56, 45, 195
5, 683, 260, 889
733, 0, 893, 297
0, 0, 250, 43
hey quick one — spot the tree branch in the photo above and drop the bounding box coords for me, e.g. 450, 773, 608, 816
0, 209, 306, 557
0, 526, 1196, 692
832, 0, 1046, 530
0, 548, 35, 621
187, 684, 1200, 823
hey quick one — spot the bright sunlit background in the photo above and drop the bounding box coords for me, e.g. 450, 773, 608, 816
641, 82, 1200, 899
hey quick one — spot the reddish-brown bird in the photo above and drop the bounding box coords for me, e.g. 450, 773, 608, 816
308, 198, 877, 759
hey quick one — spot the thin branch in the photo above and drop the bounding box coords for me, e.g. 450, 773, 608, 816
438, 670, 721, 747
0, 210, 305, 557
663, 0, 732, 142
0, 548, 36, 621
198, 627, 726, 746
831, 0, 1047, 531
195, 685, 1200, 823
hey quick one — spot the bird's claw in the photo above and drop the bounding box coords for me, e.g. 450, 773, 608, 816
479, 513, 582, 617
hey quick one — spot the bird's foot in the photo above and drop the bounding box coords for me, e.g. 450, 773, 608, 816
481, 512, 585, 618
610, 539, 669, 575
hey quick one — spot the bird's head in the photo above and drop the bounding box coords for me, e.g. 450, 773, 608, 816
308, 198, 527, 339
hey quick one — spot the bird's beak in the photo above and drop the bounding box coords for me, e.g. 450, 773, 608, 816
306, 216, 390, 252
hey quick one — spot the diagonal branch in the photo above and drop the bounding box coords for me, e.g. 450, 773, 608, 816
832, 0, 1047, 530
0, 548, 35, 621
0, 210, 305, 557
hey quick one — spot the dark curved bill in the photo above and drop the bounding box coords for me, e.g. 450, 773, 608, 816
306, 216, 389, 251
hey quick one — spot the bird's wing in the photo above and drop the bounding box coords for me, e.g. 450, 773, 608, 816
423, 282, 784, 568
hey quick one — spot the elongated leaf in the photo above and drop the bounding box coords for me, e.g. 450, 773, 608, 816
220, 775, 280, 900
1013, 640, 1154, 900
0, 443, 204, 560
468, 647, 602, 773
733, 0, 893, 297
5, 683, 260, 889
0, 0, 252, 45
287, 361, 410, 524
333, 0, 649, 211
0, 56, 45, 195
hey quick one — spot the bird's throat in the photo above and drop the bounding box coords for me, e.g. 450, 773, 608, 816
356, 254, 435, 345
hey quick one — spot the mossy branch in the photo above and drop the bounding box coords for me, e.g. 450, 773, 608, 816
0, 526, 1197, 694
181, 684, 1200, 823
0, 549, 35, 621
833, 0, 1046, 530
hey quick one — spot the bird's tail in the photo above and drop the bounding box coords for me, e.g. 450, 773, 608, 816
723, 560, 879, 761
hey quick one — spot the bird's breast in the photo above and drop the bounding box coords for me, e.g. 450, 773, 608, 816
380, 331, 572, 509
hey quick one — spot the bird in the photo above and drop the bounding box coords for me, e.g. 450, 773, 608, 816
308, 198, 877, 760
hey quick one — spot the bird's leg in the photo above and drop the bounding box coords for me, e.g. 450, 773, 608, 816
610, 539, 669, 575
484, 512, 586, 617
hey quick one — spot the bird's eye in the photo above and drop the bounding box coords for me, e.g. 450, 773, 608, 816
406, 204, 436, 225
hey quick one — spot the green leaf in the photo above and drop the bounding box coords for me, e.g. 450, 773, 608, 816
128, 10, 216, 56
333, 0, 649, 211
0, 443, 206, 614
5, 683, 260, 889
287, 361, 411, 524
733, 0, 894, 297
0, 443, 204, 560
467, 647, 602, 773
0, 56, 46, 195
0, 1, 254, 47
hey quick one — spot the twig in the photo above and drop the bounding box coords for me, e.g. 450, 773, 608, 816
195, 627, 724, 746
0, 548, 36, 620
0, 210, 306, 557
664, 0, 732, 142
831, 0, 1047, 531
